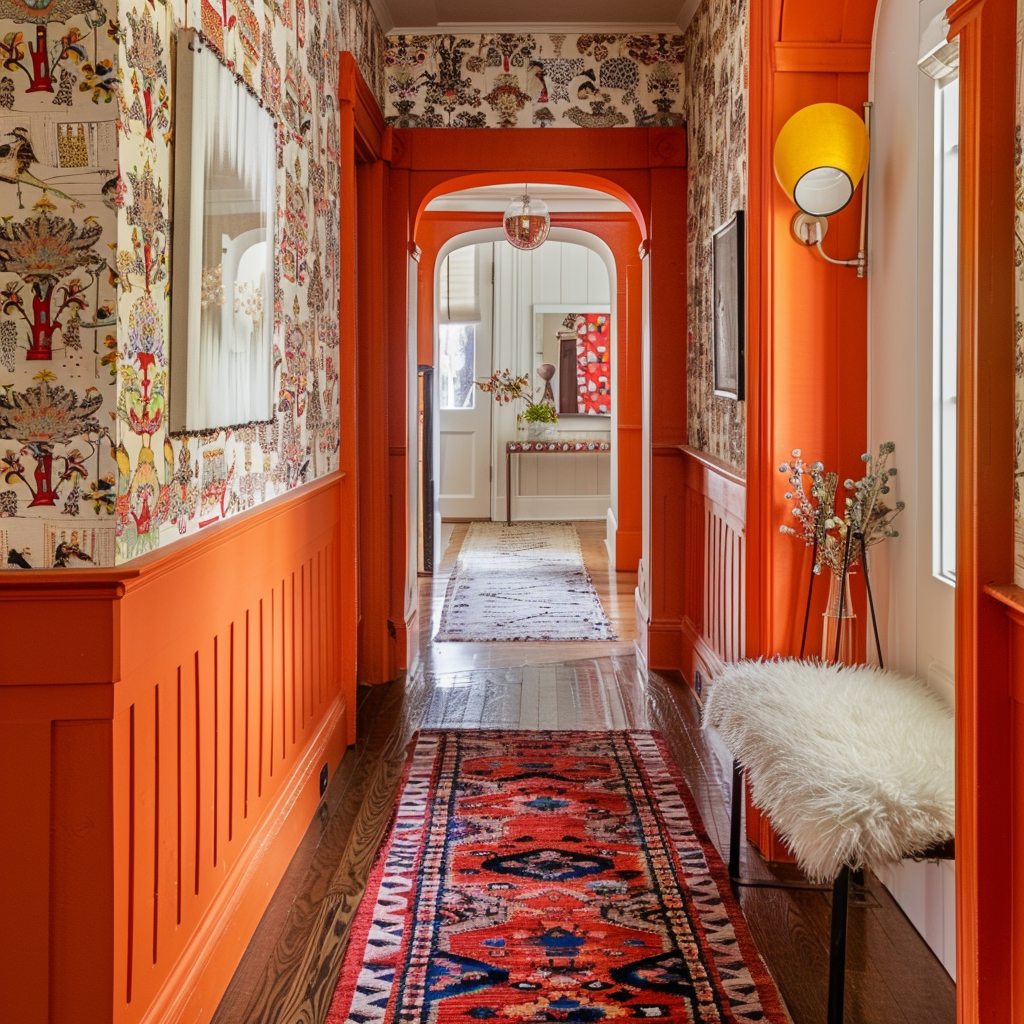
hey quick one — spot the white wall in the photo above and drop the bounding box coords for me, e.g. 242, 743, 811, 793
491, 235, 615, 522
868, 0, 956, 977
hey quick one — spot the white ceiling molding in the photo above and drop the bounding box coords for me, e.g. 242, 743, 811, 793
367, 0, 396, 35
675, 0, 702, 32
425, 183, 630, 214
387, 21, 683, 34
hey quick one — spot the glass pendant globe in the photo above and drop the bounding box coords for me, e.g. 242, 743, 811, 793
503, 194, 551, 250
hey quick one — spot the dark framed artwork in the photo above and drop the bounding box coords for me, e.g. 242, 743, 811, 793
712, 210, 745, 400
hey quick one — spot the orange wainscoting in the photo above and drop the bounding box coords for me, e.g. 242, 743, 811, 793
678, 446, 746, 685
0, 473, 351, 1024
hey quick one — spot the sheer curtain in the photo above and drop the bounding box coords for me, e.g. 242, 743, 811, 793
185, 44, 276, 429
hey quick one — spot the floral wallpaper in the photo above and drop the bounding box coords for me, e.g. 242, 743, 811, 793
0, 0, 120, 569
1014, 0, 1024, 585
682, 0, 747, 472
0, 0, 385, 567
383, 32, 686, 129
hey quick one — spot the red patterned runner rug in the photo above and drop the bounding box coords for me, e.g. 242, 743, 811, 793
327, 730, 789, 1024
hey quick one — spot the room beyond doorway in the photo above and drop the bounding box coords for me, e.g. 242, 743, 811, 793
434, 230, 616, 531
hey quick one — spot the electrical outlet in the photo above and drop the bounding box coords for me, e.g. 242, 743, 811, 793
319, 763, 329, 798
694, 671, 703, 697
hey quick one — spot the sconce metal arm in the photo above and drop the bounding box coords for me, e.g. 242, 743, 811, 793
796, 101, 872, 279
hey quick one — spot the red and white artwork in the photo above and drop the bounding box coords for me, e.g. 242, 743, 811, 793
575, 312, 611, 414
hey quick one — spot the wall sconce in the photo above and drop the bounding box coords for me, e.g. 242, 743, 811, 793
773, 101, 872, 277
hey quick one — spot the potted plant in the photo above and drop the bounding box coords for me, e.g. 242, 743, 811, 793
476, 368, 559, 440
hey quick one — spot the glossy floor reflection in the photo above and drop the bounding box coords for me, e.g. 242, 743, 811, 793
212, 522, 956, 1024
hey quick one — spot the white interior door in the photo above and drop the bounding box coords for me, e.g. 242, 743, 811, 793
439, 244, 493, 520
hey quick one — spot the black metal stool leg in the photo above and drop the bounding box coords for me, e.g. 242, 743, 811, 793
729, 759, 743, 880
827, 865, 851, 1024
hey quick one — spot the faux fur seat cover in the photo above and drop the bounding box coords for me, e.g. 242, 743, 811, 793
702, 659, 955, 883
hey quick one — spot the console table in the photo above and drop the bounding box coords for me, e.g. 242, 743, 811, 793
504, 439, 612, 524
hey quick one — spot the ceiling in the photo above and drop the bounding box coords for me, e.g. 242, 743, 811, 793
369, 0, 699, 35
424, 183, 631, 213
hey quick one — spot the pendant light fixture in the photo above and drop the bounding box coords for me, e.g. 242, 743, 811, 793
503, 185, 550, 251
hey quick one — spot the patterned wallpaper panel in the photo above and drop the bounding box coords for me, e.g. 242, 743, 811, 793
383, 33, 686, 128
383, 11, 746, 474
682, 0, 747, 471
0, 0, 385, 567
0, 0, 120, 569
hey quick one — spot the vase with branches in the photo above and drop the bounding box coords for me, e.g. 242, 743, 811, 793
475, 368, 558, 438
779, 441, 905, 665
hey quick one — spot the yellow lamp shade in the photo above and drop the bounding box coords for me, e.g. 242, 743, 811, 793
773, 102, 870, 216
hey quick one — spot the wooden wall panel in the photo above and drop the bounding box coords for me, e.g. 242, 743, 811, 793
0, 475, 350, 1024
679, 446, 746, 685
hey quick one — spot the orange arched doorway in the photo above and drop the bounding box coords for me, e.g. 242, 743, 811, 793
378, 126, 688, 676
415, 201, 643, 572
338, 55, 688, 684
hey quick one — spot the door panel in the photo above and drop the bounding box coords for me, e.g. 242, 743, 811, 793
439, 243, 493, 519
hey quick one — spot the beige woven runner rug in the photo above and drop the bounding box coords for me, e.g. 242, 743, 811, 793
435, 521, 617, 642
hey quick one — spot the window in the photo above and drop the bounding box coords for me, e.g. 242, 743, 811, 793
934, 75, 959, 583
439, 323, 476, 410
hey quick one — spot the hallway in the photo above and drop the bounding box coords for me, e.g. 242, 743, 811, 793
212, 526, 955, 1024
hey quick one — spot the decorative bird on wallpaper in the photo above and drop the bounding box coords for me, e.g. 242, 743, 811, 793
53, 539, 94, 567
6, 547, 31, 568
0, 127, 84, 210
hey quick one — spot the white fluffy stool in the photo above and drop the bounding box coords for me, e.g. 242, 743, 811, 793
702, 658, 955, 1024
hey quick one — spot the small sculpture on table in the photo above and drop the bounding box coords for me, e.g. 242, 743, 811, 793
536, 362, 556, 408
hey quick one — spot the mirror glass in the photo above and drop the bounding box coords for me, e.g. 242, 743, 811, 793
533, 305, 611, 416
170, 29, 277, 432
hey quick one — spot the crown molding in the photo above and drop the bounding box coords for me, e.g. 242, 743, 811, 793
367, 0, 395, 35
387, 21, 684, 35
675, 0, 702, 32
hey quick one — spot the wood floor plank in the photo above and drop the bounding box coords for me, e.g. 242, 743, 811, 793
213, 521, 956, 1024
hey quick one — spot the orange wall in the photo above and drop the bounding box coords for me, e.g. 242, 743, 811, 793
948, 0, 1017, 1020
0, 475, 350, 1024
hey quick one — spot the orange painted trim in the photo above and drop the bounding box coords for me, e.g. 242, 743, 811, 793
985, 582, 1024, 616
678, 446, 746, 690
337, 53, 364, 737
773, 42, 872, 73
386, 127, 686, 659
0, 473, 348, 1024
339, 53, 399, 687
946, 0, 987, 38
744, 0, 879, 861
413, 208, 644, 572
948, 0, 1016, 1018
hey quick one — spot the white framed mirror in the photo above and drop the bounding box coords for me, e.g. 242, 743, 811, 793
532, 303, 612, 417
169, 28, 277, 433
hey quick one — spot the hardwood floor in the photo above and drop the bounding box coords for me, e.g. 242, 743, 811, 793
212, 522, 955, 1024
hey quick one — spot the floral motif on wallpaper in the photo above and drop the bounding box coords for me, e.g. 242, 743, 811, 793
682, 0, 747, 471
1014, 0, 1024, 585
0, 0, 386, 566
112, 0, 384, 562
0, 0, 119, 567
383, 32, 687, 129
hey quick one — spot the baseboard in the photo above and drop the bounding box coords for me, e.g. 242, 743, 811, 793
681, 616, 726, 685
614, 529, 641, 571
140, 695, 348, 1024
604, 507, 617, 565
647, 619, 683, 672
401, 606, 420, 677
510, 495, 612, 521
634, 587, 648, 664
